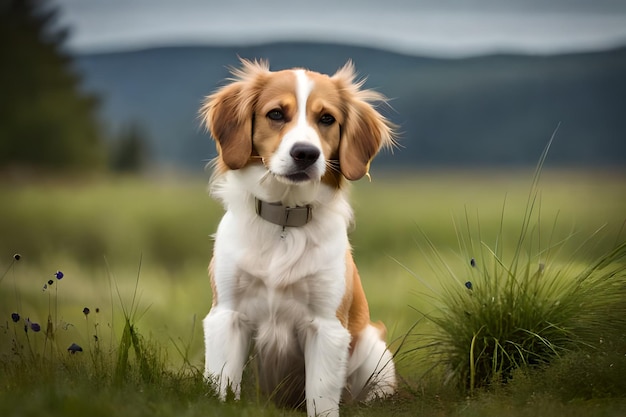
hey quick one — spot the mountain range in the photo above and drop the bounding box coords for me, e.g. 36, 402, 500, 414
74, 42, 626, 171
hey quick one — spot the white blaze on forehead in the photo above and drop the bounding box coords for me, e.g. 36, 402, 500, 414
294, 69, 314, 125
267, 69, 326, 184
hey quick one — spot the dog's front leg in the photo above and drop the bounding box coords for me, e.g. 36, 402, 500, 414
203, 307, 250, 400
304, 318, 351, 417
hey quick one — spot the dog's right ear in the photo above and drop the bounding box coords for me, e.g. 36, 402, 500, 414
200, 81, 253, 170
200, 60, 269, 170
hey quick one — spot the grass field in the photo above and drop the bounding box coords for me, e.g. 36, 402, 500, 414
1, 168, 625, 416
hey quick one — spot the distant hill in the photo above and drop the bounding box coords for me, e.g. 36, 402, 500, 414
74, 42, 626, 171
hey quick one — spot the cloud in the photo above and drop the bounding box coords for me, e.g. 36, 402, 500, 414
52, 0, 626, 56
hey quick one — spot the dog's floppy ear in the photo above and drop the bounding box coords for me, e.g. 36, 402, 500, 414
200, 60, 269, 170
332, 62, 395, 181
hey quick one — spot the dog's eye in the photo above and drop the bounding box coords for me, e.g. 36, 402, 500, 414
319, 114, 335, 126
267, 109, 284, 121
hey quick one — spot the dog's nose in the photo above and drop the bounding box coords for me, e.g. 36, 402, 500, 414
290, 143, 320, 169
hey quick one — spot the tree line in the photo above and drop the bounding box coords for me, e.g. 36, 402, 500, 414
0, 0, 147, 176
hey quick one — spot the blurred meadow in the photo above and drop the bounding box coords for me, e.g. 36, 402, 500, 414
2, 169, 625, 367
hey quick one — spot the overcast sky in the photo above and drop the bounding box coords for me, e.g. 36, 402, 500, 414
52, 0, 626, 57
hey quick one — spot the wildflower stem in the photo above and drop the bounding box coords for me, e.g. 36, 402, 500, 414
54, 281, 59, 340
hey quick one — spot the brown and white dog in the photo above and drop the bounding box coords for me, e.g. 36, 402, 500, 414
200, 59, 396, 417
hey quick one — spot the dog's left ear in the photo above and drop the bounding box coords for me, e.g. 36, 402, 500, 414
200, 59, 269, 170
332, 62, 395, 181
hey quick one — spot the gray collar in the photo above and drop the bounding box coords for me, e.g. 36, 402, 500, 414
255, 198, 312, 227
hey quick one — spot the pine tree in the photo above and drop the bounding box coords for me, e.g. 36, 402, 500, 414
0, 0, 105, 173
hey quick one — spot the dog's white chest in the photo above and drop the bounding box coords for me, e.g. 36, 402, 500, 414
237, 271, 311, 353
226, 222, 347, 310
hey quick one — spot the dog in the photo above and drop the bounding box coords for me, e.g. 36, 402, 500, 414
200, 59, 396, 417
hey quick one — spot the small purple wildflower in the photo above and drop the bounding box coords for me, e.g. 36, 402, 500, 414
83, 307, 90, 316
67, 343, 83, 354
465, 281, 473, 290
470, 258, 476, 268
30, 322, 41, 332
11, 312, 20, 323
54, 271, 64, 280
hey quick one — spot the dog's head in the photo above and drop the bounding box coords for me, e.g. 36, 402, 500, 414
200, 59, 394, 183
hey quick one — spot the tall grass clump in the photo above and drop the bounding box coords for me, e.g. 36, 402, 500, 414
409, 134, 626, 394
